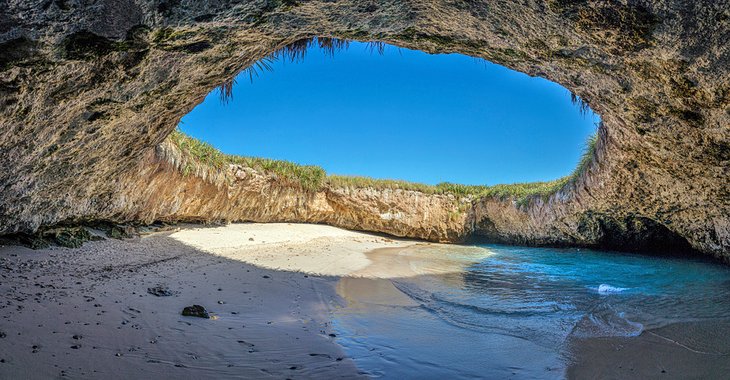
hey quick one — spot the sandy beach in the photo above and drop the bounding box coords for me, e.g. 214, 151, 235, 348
2, 223, 728, 379
0, 223, 478, 379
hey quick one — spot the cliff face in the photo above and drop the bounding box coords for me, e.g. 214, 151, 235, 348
110, 141, 472, 243
0, 1, 728, 259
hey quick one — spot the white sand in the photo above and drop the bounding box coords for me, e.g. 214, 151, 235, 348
0, 222, 489, 379
169, 223, 411, 277
170, 223, 491, 278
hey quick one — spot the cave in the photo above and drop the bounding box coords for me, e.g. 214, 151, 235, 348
0, 0, 727, 260
2, 1, 730, 378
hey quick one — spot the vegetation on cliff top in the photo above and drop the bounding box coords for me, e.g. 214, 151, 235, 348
167, 129, 326, 191
167, 130, 599, 204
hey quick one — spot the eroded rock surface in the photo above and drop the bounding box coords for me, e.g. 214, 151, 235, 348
0, 1, 728, 258
113, 141, 472, 243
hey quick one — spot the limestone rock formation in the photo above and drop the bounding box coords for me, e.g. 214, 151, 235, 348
0, 1, 728, 259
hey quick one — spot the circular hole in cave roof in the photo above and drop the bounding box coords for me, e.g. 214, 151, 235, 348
178, 38, 600, 186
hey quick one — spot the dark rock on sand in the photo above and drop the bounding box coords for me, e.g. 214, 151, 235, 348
108, 225, 136, 240
181, 305, 210, 318
44, 227, 94, 248
147, 285, 175, 297
0, 227, 97, 249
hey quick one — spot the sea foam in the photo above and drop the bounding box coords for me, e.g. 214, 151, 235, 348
597, 284, 629, 294
571, 303, 644, 338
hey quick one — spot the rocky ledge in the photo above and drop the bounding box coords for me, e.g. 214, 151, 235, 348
0, 0, 727, 259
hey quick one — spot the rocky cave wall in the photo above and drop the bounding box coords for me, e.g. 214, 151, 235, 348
0, 0, 728, 259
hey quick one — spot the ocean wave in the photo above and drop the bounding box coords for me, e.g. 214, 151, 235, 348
390, 280, 577, 348
571, 303, 644, 338
596, 284, 629, 294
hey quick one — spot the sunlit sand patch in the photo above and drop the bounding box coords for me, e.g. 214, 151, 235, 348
170, 223, 492, 279
335, 245, 492, 309
353, 244, 493, 279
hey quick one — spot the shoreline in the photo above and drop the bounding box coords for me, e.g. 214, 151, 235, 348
2, 222, 727, 379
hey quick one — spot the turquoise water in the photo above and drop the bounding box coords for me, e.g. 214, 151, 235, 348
332, 245, 730, 378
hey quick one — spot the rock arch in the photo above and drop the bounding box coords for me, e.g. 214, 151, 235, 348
0, 0, 727, 259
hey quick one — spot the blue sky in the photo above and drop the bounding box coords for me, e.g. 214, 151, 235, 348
179, 41, 599, 185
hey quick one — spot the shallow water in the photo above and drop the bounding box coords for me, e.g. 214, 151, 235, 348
331, 245, 730, 378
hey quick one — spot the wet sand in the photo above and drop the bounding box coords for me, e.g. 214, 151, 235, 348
567, 321, 730, 379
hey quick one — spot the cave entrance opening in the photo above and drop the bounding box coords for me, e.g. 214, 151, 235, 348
175, 37, 600, 193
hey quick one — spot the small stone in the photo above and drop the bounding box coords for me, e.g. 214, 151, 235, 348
70, 345, 80, 349
72, 335, 82, 340
262, 275, 270, 279
181, 305, 210, 319
248, 238, 254, 241
147, 285, 175, 297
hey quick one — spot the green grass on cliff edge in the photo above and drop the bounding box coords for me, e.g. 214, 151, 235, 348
168, 129, 597, 203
